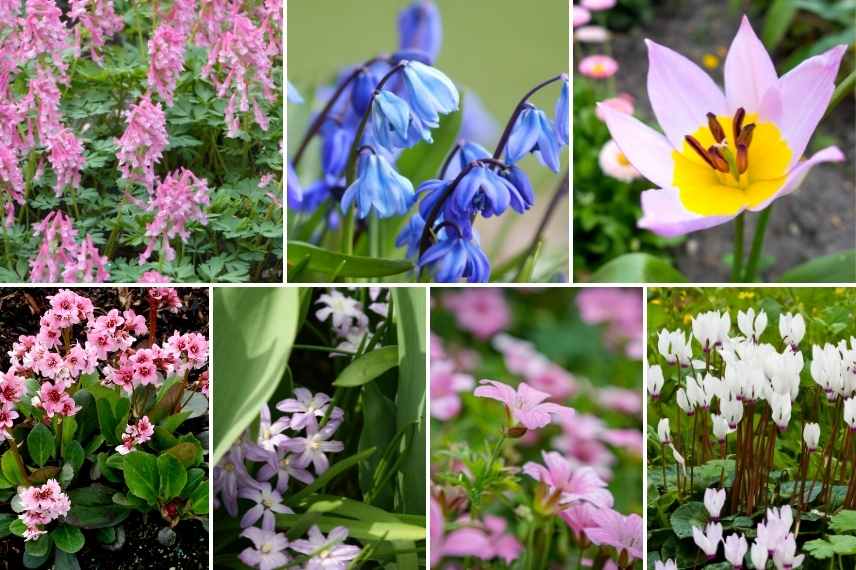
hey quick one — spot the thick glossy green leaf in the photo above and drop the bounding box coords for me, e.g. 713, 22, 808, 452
213, 288, 298, 465
334, 346, 399, 387
670, 501, 708, 538
53, 549, 81, 570
157, 453, 187, 501
778, 250, 856, 283
66, 484, 130, 529
393, 288, 426, 515
189, 481, 209, 514
123, 451, 159, 505
24, 533, 51, 557
52, 524, 85, 553
0, 513, 14, 538
165, 441, 202, 468
159, 411, 192, 434
9, 518, 26, 537
590, 253, 688, 283
1, 448, 27, 486
95, 398, 119, 446
147, 377, 185, 424
27, 423, 54, 466
287, 242, 412, 279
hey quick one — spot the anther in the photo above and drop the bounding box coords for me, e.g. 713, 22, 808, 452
707, 146, 730, 173
736, 123, 755, 147
736, 144, 748, 174
706, 113, 726, 143
733, 107, 745, 142
685, 135, 716, 169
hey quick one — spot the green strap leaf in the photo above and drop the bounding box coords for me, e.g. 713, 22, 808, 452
778, 250, 856, 283
287, 241, 412, 279
333, 345, 399, 387
287, 447, 376, 506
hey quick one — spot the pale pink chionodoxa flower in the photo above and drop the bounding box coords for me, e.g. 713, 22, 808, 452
116, 95, 168, 190
474, 379, 575, 433
68, 0, 123, 64
18, 479, 71, 540
599, 16, 847, 237
201, 12, 277, 137
139, 168, 210, 264
28, 211, 109, 282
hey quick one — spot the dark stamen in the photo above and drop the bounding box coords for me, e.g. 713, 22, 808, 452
733, 107, 746, 142
736, 123, 755, 147
736, 144, 748, 174
707, 146, 730, 173
707, 113, 726, 143
685, 135, 716, 168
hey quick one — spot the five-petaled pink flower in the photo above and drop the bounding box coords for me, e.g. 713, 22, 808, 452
523, 451, 614, 511
474, 379, 575, 430
584, 509, 643, 563
599, 16, 846, 237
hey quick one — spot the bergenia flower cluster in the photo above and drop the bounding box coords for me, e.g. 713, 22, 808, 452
115, 415, 155, 454
17, 478, 71, 540
289, 0, 568, 282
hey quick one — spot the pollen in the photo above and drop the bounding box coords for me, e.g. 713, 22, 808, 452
672, 109, 791, 216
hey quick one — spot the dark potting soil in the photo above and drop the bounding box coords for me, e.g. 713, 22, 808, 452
76, 512, 208, 570
607, 1, 855, 281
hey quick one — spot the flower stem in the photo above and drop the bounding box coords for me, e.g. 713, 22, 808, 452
514, 170, 568, 282
744, 206, 772, 282
731, 212, 745, 282
827, 68, 856, 119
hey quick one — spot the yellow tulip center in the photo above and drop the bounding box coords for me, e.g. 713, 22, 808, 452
617, 152, 631, 167
672, 109, 791, 216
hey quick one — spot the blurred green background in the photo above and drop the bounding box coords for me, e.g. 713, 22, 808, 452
287, 0, 570, 270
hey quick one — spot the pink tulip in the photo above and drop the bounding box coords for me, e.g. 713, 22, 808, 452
599, 16, 846, 237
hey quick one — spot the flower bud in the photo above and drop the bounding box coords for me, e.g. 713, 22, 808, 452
803, 422, 820, 452
647, 365, 664, 399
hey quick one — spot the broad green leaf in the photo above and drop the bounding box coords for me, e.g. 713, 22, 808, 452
62, 417, 77, 446
189, 481, 209, 514
779, 250, 856, 282
181, 468, 206, 498
669, 501, 708, 539
53, 549, 81, 570
213, 288, 298, 464
828, 534, 856, 555
23, 552, 51, 569
157, 453, 187, 501
112, 399, 131, 443
590, 253, 688, 283
63, 441, 85, 476
762, 0, 797, 49
159, 411, 192, 434
393, 288, 426, 515
165, 441, 202, 469
52, 524, 85, 553
0, 513, 14, 538
24, 533, 52, 557
1, 448, 27, 486
66, 484, 130, 529
288, 447, 376, 506
123, 451, 159, 505
9, 518, 26, 537
147, 377, 185, 424
287, 242, 412, 280
334, 346, 399, 387
27, 423, 55, 466
830, 510, 856, 533
96, 398, 119, 446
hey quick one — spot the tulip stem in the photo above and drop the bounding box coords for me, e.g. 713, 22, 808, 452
744, 206, 772, 282
731, 212, 745, 281
827, 69, 856, 119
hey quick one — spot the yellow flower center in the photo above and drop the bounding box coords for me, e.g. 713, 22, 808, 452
672, 110, 791, 216
261, 543, 273, 554
617, 152, 631, 167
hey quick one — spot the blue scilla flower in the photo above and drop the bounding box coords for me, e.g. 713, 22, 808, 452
351, 68, 381, 117
287, 163, 302, 207
320, 120, 354, 181
398, 0, 443, 64
370, 90, 428, 150
342, 149, 416, 219
401, 61, 459, 129
452, 164, 529, 218
419, 225, 489, 283
503, 165, 535, 212
506, 104, 562, 173
287, 81, 303, 104
292, 180, 332, 214
555, 76, 569, 145
395, 213, 426, 259
443, 141, 491, 180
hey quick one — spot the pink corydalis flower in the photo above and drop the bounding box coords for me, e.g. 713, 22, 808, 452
115, 416, 154, 454
599, 16, 847, 237
139, 168, 210, 264
523, 451, 614, 512
0, 143, 24, 225
147, 23, 186, 106
474, 379, 575, 431
68, 0, 123, 64
116, 95, 168, 190
18, 0, 70, 73
585, 509, 644, 564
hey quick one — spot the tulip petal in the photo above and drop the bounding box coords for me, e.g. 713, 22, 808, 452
724, 16, 779, 113
598, 103, 674, 189
638, 187, 735, 237
769, 44, 847, 169
646, 39, 727, 148
748, 145, 845, 211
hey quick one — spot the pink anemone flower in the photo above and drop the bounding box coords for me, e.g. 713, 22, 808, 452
599, 16, 847, 237
474, 380, 574, 431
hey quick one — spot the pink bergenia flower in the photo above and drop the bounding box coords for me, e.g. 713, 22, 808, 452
0, 371, 26, 407
139, 168, 210, 264
116, 95, 168, 190
523, 451, 614, 510
68, 0, 123, 64
585, 509, 644, 562
0, 405, 19, 439
290, 525, 361, 570
579, 55, 619, 79
430, 359, 474, 420
474, 380, 575, 430
239, 526, 290, 570
599, 16, 846, 237
443, 288, 510, 340
115, 415, 154, 454
18, 479, 71, 541
33, 378, 79, 418
147, 23, 186, 106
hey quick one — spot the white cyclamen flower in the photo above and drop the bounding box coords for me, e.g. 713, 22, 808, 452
693, 310, 729, 352
648, 365, 664, 399
692, 522, 723, 559
712, 414, 733, 442
810, 344, 844, 400
769, 392, 792, 432
658, 329, 692, 366
721, 397, 744, 428
676, 388, 695, 415
704, 488, 726, 521
772, 534, 804, 570
657, 418, 671, 444
750, 540, 769, 570
737, 308, 767, 343
803, 422, 820, 452
654, 560, 677, 570
844, 397, 856, 432
724, 533, 748, 568
779, 313, 805, 348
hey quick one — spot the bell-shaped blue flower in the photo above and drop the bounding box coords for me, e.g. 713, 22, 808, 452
287, 81, 303, 104
453, 164, 528, 218
503, 165, 535, 212
341, 149, 415, 219
443, 141, 491, 180
555, 76, 569, 145
506, 104, 562, 173
351, 68, 379, 117
397, 0, 443, 63
419, 226, 490, 283
395, 213, 426, 259
401, 61, 459, 129
287, 163, 302, 207
320, 121, 354, 180
369, 90, 428, 150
